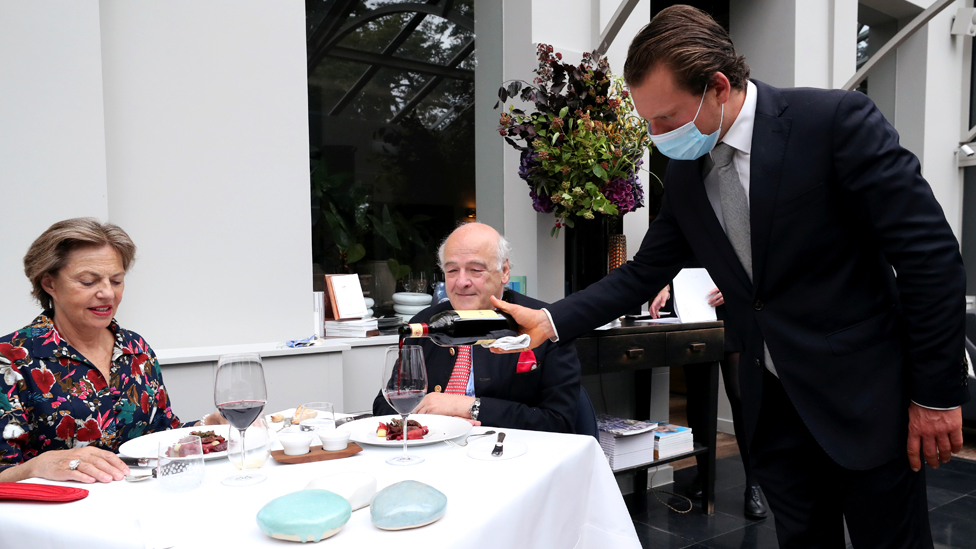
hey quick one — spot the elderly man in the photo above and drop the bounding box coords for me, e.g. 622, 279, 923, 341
373, 223, 581, 433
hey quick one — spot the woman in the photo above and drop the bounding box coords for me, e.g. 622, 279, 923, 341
0, 218, 209, 484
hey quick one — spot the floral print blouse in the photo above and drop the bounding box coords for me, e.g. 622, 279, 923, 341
0, 313, 183, 471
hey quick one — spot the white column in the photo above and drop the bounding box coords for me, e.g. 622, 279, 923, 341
0, 0, 110, 329
916, 3, 967, 238
98, 0, 312, 348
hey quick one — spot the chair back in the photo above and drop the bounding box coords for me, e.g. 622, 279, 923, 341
575, 386, 599, 441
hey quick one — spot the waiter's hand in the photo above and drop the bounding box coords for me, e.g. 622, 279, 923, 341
489, 295, 554, 353
650, 286, 670, 318
907, 403, 963, 471
414, 392, 476, 419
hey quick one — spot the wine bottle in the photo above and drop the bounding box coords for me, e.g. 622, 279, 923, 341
399, 309, 518, 347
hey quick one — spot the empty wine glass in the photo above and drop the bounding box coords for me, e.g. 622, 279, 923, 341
381, 345, 428, 465
214, 353, 267, 486
411, 272, 428, 294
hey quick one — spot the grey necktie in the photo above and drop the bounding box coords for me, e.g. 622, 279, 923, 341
705, 143, 778, 376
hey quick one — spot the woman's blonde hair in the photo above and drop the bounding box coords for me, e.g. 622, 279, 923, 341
23, 218, 136, 311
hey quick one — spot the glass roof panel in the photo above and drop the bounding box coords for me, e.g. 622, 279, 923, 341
347, 67, 434, 120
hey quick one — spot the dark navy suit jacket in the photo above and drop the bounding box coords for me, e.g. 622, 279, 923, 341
549, 80, 969, 469
374, 290, 581, 433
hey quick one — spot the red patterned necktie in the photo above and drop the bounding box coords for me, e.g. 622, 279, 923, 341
445, 345, 472, 395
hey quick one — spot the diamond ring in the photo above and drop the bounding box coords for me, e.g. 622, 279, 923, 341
68, 459, 82, 471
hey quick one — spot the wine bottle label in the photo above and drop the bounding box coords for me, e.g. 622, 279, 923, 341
409, 323, 427, 337
455, 310, 504, 320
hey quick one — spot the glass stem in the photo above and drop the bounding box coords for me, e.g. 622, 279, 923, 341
401, 413, 409, 459
239, 428, 248, 477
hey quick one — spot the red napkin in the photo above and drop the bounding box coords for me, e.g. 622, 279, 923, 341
516, 350, 538, 373
0, 482, 89, 503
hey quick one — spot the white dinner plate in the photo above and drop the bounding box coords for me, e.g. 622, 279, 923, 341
338, 414, 471, 446
119, 425, 231, 461
466, 436, 528, 461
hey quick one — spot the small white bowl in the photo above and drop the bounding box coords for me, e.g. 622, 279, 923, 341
319, 430, 351, 452
392, 292, 432, 306
278, 432, 314, 456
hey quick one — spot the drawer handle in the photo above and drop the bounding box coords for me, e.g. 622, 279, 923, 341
625, 348, 644, 358
688, 343, 706, 352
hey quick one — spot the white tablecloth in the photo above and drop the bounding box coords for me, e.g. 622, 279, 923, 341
0, 427, 639, 549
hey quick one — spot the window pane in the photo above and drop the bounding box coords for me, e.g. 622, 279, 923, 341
307, 0, 476, 314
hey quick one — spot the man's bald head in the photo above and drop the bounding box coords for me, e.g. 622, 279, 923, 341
438, 223, 512, 310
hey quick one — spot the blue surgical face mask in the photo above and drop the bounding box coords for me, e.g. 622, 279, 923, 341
649, 85, 724, 161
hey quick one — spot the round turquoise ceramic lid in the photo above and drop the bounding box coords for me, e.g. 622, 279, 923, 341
257, 490, 352, 542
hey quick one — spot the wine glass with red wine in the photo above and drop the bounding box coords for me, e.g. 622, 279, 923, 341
214, 353, 267, 486
381, 345, 428, 465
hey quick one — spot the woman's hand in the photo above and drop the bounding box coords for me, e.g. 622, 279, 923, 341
198, 412, 228, 426
0, 447, 130, 484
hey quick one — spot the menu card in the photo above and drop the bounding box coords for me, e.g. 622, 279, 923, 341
672, 268, 717, 323
324, 274, 368, 320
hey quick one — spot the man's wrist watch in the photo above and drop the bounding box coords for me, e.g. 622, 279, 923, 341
469, 398, 481, 421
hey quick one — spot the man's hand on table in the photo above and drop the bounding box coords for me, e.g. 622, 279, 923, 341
489, 295, 554, 353
414, 393, 480, 425
907, 404, 963, 472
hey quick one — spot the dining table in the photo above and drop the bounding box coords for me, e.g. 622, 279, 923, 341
0, 421, 640, 549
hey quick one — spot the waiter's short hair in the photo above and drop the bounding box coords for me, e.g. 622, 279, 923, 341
623, 5, 749, 93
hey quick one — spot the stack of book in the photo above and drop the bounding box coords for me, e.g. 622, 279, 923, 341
325, 318, 379, 338
653, 423, 694, 459
376, 316, 404, 336
596, 415, 658, 471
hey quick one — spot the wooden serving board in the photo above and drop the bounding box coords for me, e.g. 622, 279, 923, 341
270, 443, 363, 464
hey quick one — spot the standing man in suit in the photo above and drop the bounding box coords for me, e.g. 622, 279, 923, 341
373, 222, 581, 433
493, 6, 969, 547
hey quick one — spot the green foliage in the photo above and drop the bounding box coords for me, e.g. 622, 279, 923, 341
496, 44, 653, 232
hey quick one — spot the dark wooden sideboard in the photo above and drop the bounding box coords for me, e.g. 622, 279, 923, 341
575, 320, 724, 514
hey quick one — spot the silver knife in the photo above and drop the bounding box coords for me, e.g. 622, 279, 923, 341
124, 468, 157, 482
491, 432, 506, 457
118, 455, 152, 467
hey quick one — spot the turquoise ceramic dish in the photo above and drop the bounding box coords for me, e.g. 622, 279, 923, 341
256, 490, 352, 543
370, 480, 447, 530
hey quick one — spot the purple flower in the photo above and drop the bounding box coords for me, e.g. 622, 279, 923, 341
518, 149, 540, 181
530, 187, 555, 213
603, 176, 637, 214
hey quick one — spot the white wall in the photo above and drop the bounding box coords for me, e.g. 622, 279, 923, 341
98, 1, 312, 348
730, 0, 796, 87
917, 4, 967, 238
0, 0, 109, 328
0, 1, 312, 350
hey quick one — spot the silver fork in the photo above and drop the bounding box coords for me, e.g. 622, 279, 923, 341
444, 430, 496, 448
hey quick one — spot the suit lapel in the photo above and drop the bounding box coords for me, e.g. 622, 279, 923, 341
748, 81, 791, 293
